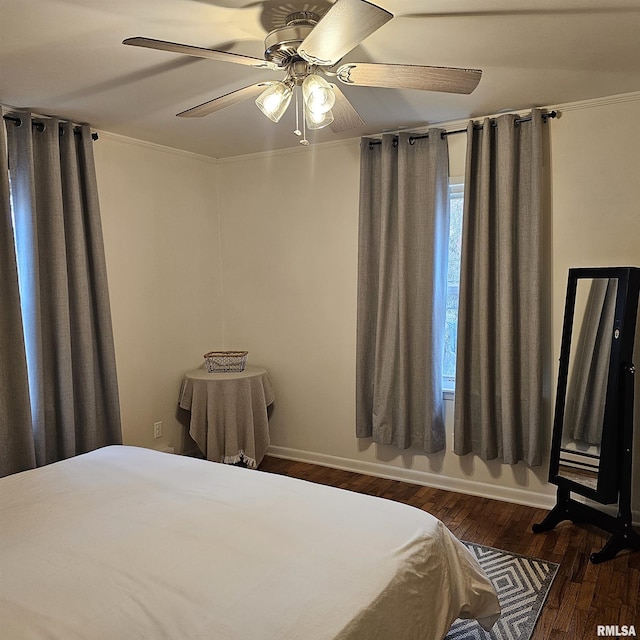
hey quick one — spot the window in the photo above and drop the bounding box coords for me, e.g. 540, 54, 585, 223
443, 180, 464, 392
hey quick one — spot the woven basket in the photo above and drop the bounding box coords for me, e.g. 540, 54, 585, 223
203, 351, 248, 373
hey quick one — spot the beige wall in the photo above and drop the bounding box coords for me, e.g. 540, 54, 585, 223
217, 135, 554, 507
217, 97, 640, 509
218, 142, 362, 456
95, 134, 223, 453
95, 95, 640, 510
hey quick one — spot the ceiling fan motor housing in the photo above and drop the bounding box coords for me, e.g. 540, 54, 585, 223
264, 12, 319, 67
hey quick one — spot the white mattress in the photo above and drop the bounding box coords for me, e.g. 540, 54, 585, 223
0, 446, 500, 639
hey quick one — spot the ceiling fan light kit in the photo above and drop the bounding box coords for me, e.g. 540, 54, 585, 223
255, 81, 293, 123
306, 107, 334, 130
302, 74, 336, 115
123, 0, 483, 145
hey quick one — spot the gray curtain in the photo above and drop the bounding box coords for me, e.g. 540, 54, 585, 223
1, 110, 121, 474
0, 110, 37, 476
566, 278, 617, 445
454, 110, 544, 466
356, 131, 449, 453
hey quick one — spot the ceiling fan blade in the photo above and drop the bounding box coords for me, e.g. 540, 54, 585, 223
123, 37, 279, 70
298, 0, 393, 66
336, 62, 482, 94
328, 84, 365, 132
177, 83, 275, 118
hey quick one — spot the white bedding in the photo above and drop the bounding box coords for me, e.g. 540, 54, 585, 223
0, 446, 500, 640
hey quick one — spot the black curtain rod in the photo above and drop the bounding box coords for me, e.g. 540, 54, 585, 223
368, 110, 557, 149
2, 115, 99, 140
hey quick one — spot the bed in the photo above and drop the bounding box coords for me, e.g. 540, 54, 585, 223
0, 445, 500, 639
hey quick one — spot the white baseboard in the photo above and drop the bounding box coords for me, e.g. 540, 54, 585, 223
267, 446, 640, 526
266, 445, 557, 511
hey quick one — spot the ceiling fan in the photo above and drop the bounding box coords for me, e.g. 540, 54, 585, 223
123, 0, 482, 144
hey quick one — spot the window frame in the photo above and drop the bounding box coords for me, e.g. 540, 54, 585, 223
443, 177, 464, 397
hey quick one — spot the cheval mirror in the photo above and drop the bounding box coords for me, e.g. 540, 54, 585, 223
533, 266, 640, 563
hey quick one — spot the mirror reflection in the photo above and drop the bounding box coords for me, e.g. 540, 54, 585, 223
557, 277, 618, 490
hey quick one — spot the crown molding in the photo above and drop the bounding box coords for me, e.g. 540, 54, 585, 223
548, 89, 640, 113
94, 129, 220, 165
94, 90, 640, 163
368, 90, 640, 141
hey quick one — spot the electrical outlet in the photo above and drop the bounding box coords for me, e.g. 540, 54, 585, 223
153, 421, 163, 439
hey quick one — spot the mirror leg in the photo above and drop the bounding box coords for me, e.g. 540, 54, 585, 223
532, 488, 572, 532
590, 529, 640, 564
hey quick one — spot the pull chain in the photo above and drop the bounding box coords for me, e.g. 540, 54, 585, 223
300, 91, 309, 146
294, 86, 302, 137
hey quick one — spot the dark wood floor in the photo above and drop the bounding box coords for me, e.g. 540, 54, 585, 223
258, 456, 640, 639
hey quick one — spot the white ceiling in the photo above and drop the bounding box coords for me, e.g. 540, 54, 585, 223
3, 0, 640, 159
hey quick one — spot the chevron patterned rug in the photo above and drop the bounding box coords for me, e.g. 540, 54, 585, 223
446, 543, 559, 640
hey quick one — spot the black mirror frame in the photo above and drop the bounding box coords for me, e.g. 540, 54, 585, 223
549, 267, 639, 503
534, 266, 640, 564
